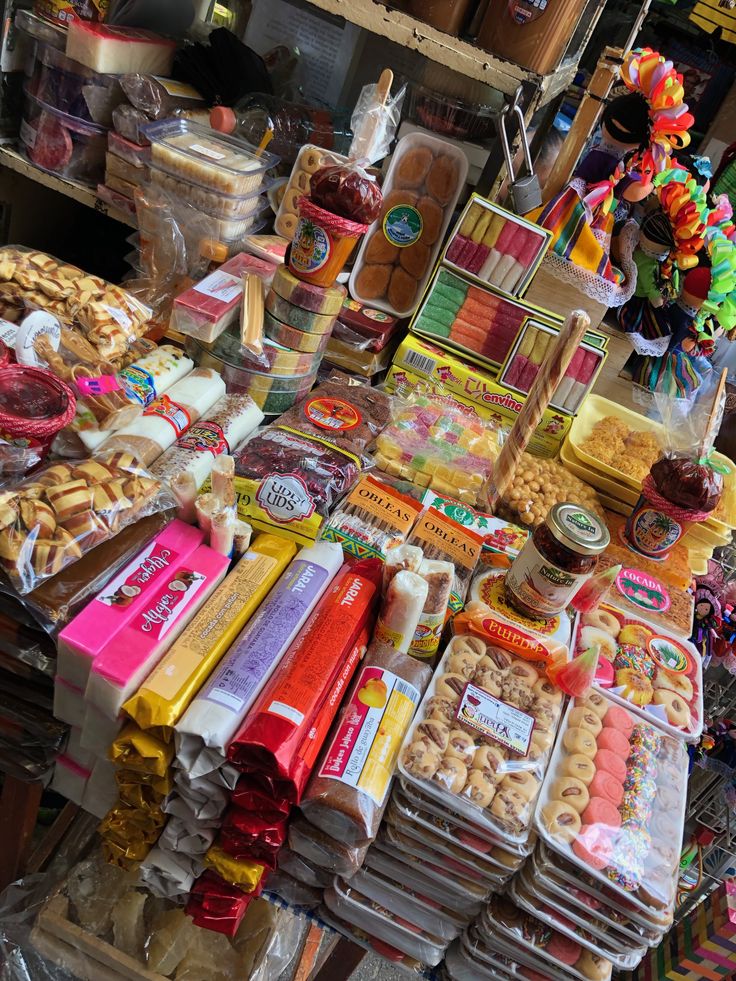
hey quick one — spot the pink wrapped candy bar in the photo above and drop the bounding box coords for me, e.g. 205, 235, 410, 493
171, 254, 259, 342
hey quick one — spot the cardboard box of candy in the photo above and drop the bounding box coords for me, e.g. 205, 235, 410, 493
443, 194, 552, 298
386, 333, 573, 458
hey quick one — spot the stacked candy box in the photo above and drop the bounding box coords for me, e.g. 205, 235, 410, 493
509, 868, 647, 969
572, 603, 703, 741
499, 323, 606, 415
373, 391, 502, 506
444, 196, 551, 297
477, 894, 613, 980
411, 268, 531, 367
399, 632, 566, 844
536, 692, 689, 920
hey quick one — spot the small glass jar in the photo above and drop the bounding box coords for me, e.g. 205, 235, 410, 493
505, 502, 610, 618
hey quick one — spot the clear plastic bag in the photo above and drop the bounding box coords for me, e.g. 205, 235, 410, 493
120, 74, 205, 120
374, 385, 503, 506
0, 452, 175, 595
0, 248, 152, 361
496, 451, 606, 529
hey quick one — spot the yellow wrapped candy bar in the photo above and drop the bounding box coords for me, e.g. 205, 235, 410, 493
109, 724, 174, 776
115, 768, 173, 796
203, 846, 265, 892
123, 534, 296, 733
101, 838, 150, 869
117, 780, 166, 812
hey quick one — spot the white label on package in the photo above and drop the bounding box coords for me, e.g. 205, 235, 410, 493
455, 683, 534, 756
192, 271, 243, 303
190, 143, 226, 161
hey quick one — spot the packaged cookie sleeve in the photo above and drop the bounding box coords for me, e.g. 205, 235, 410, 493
299, 641, 431, 845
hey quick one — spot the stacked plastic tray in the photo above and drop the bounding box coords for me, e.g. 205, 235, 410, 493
142, 118, 278, 255
16, 10, 124, 186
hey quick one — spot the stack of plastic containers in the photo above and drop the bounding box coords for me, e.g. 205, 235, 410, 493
142, 118, 277, 256
16, 10, 124, 186
444, 689, 689, 980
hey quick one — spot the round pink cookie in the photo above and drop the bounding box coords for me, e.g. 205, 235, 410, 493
572, 824, 614, 870
603, 705, 635, 734
595, 657, 614, 687
596, 728, 630, 757
582, 796, 622, 829
589, 770, 624, 805
546, 931, 581, 966
594, 748, 627, 783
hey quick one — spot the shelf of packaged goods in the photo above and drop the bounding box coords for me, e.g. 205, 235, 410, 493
299, 0, 577, 101
0, 145, 136, 228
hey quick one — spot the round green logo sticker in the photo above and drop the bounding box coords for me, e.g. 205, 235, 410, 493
648, 636, 692, 674
383, 205, 423, 248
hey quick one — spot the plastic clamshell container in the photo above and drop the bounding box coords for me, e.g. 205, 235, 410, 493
349, 867, 464, 943
350, 131, 469, 318
149, 163, 275, 222
571, 604, 703, 742
464, 926, 557, 981
21, 90, 107, 187
397, 632, 564, 844
445, 940, 513, 981
34, 41, 125, 126
365, 841, 483, 918
390, 787, 519, 878
405, 82, 498, 142
380, 824, 490, 903
143, 118, 279, 198
385, 802, 508, 888
274, 143, 349, 241
569, 394, 736, 533
509, 869, 647, 971
317, 908, 429, 975
479, 901, 605, 981
192, 328, 322, 377
533, 692, 688, 919
324, 878, 448, 966
509, 870, 646, 969
398, 779, 532, 861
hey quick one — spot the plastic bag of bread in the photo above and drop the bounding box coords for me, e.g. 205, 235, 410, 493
497, 452, 605, 528
350, 132, 468, 317
0, 247, 152, 360
374, 385, 503, 506
300, 641, 431, 845
0, 452, 175, 594
288, 816, 369, 876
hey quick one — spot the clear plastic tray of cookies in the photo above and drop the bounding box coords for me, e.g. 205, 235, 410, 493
365, 840, 484, 918
509, 868, 646, 968
390, 786, 520, 879
480, 896, 613, 981
317, 907, 429, 975
350, 867, 466, 943
324, 878, 448, 966
572, 604, 703, 742
445, 938, 514, 981
143, 118, 279, 198
534, 692, 688, 919
274, 143, 349, 241
398, 632, 565, 843
398, 779, 531, 864
465, 924, 561, 981
378, 826, 490, 904
385, 799, 510, 888
350, 132, 469, 318
528, 850, 663, 946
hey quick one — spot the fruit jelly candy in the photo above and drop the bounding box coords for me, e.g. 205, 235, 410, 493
517, 328, 537, 359
479, 248, 501, 280
438, 269, 466, 290
467, 244, 490, 275
505, 356, 528, 387
578, 349, 600, 382
467, 285, 496, 306
471, 210, 493, 244
518, 229, 544, 265
446, 235, 469, 264
566, 348, 586, 377
519, 361, 539, 389
462, 295, 498, 318
566, 380, 587, 411
483, 213, 505, 249
529, 330, 551, 365
433, 284, 466, 307
445, 432, 459, 445
419, 313, 452, 337
494, 221, 524, 254
554, 376, 576, 405
459, 203, 483, 238
457, 239, 480, 267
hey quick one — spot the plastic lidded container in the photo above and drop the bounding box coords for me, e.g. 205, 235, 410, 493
323, 879, 448, 966
405, 82, 498, 142
17, 9, 67, 49
191, 327, 323, 377
142, 118, 279, 197
33, 41, 125, 126
21, 90, 108, 186
0, 365, 76, 469
149, 163, 276, 221
108, 130, 151, 168
380, 824, 490, 903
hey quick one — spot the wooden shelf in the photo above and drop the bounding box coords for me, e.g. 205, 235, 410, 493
0, 145, 136, 228
299, 0, 577, 101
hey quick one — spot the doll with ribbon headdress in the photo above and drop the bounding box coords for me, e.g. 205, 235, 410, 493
618, 168, 708, 360
530, 48, 694, 309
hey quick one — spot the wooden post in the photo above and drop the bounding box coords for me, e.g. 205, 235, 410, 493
541, 46, 622, 202
0, 777, 43, 891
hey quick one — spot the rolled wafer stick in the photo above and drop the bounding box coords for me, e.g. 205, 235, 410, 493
232, 519, 253, 558
482, 309, 590, 512
212, 455, 235, 509
195, 492, 218, 535
210, 508, 235, 557
172, 472, 197, 523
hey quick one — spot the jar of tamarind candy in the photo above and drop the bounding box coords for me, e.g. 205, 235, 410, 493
505, 503, 609, 618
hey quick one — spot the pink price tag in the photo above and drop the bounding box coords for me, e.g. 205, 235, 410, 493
75, 375, 123, 397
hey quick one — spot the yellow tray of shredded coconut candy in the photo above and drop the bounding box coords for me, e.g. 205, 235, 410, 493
569, 395, 736, 533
